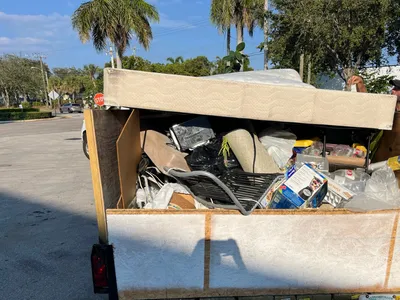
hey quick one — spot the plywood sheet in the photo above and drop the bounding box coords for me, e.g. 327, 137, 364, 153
116, 110, 141, 208
210, 214, 395, 290
107, 214, 205, 291
104, 69, 396, 130
108, 210, 400, 299
84, 109, 130, 243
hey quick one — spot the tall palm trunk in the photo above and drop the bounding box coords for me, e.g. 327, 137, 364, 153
236, 22, 244, 71
236, 22, 244, 48
264, 0, 269, 70
226, 27, 231, 55
116, 48, 123, 69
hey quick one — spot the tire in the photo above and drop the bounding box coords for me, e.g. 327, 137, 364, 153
68, 109, 72, 113
83, 132, 90, 160
59, 109, 63, 114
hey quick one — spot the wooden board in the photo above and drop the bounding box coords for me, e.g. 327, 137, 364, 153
106, 209, 400, 299
116, 110, 141, 208
84, 109, 130, 243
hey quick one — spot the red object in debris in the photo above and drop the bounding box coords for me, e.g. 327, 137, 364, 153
94, 93, 104, 106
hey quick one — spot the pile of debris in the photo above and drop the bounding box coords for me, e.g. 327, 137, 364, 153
134, 114, 400, 215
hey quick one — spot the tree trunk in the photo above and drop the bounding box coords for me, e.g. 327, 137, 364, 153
264, 0, 269, 70
343, 68, 355, 91
307, 55, 312, 84
23, 94, 28, 102
116, 49, 122, 69
4, 87, 10, 107
299, 53, 305, 82
236, 22, 244, 72
227, 27, 231, 55
236, 22, 244, 48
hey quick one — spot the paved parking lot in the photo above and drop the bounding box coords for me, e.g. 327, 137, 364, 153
0, 115, 107, 300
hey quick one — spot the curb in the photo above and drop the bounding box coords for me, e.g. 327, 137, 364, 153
0, 115, 73, 124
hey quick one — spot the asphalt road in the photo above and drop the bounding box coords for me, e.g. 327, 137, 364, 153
0, 114, 107, 300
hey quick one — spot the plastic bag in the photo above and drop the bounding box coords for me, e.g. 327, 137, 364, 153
302, 141, 323, 156
259, 128, 297, 169
185, 137, 241, 176
345, 166, 400, 211
144, 183, 189, 209
333, 169, 370, 193
364, 165, 400, 204
344, 193, 398, 212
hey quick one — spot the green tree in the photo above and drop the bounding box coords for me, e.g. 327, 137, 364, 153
267, 0, 400, 88
0, 55, 45, 107
52, 67, 83, 80
72, 0, 159, 69
48, 76, 63, 93
62, 76, 83, 102
166, 56, 184, 64
83, 64, 101, 88
210, 0, 264, 50
358, 71, 395, 94
210, 0, 234, 54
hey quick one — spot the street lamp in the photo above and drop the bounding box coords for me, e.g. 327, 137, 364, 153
31, 66, 49, 107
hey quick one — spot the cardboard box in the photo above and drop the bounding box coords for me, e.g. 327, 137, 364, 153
168, 193, 196, 210
270, 164, 328, 209
324, 178, 355, 207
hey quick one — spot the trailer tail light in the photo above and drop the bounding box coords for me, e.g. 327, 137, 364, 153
92, 253, 108, 289
91, 244, 117, 297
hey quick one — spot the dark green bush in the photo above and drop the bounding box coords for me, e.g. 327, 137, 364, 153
0, 108, 40, 113
22, 102, 31, 109
0, 111, 52, 121
31, 101, 43, 107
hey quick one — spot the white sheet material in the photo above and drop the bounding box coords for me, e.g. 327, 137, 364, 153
107, 214, 205, 291
210, 214, 395, 289
206, 69, 315, 89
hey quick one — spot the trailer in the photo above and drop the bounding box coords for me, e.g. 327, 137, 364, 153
85, 68, 400, 300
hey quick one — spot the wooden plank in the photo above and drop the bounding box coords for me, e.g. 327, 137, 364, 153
106, 208, 400, 216
84, 109, 130, 243
118, 287, 400, 300
116, 110, 141, 208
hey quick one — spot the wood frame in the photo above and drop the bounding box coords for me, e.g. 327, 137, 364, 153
84, 109, 131, 243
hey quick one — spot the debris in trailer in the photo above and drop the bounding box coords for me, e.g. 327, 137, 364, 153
130, 112, 400, 213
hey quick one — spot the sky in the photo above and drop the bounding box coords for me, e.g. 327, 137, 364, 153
0, 0, 265, 70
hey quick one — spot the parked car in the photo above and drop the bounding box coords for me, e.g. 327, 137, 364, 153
60, 103, 83, 113
81, 120, 89, 159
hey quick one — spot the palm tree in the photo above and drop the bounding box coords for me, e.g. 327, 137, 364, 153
210, 0, 233, 55
83, 64, 101, 87
72, 0, 159, 69
62, 76, 82, 102
166, 56, 184, 64
210, 0, 264, 52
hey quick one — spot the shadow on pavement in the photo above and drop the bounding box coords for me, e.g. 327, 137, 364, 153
0, 191, 106, 300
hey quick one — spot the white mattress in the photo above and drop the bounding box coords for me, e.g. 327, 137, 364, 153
104, 68, 397, 130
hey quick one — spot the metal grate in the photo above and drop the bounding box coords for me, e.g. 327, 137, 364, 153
167, 169, 281, 215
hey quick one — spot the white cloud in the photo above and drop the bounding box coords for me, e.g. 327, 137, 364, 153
0, 37, 50, 46
0, 11, 69, 23
0, 11, 72, 53
155, 13, 196, 29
